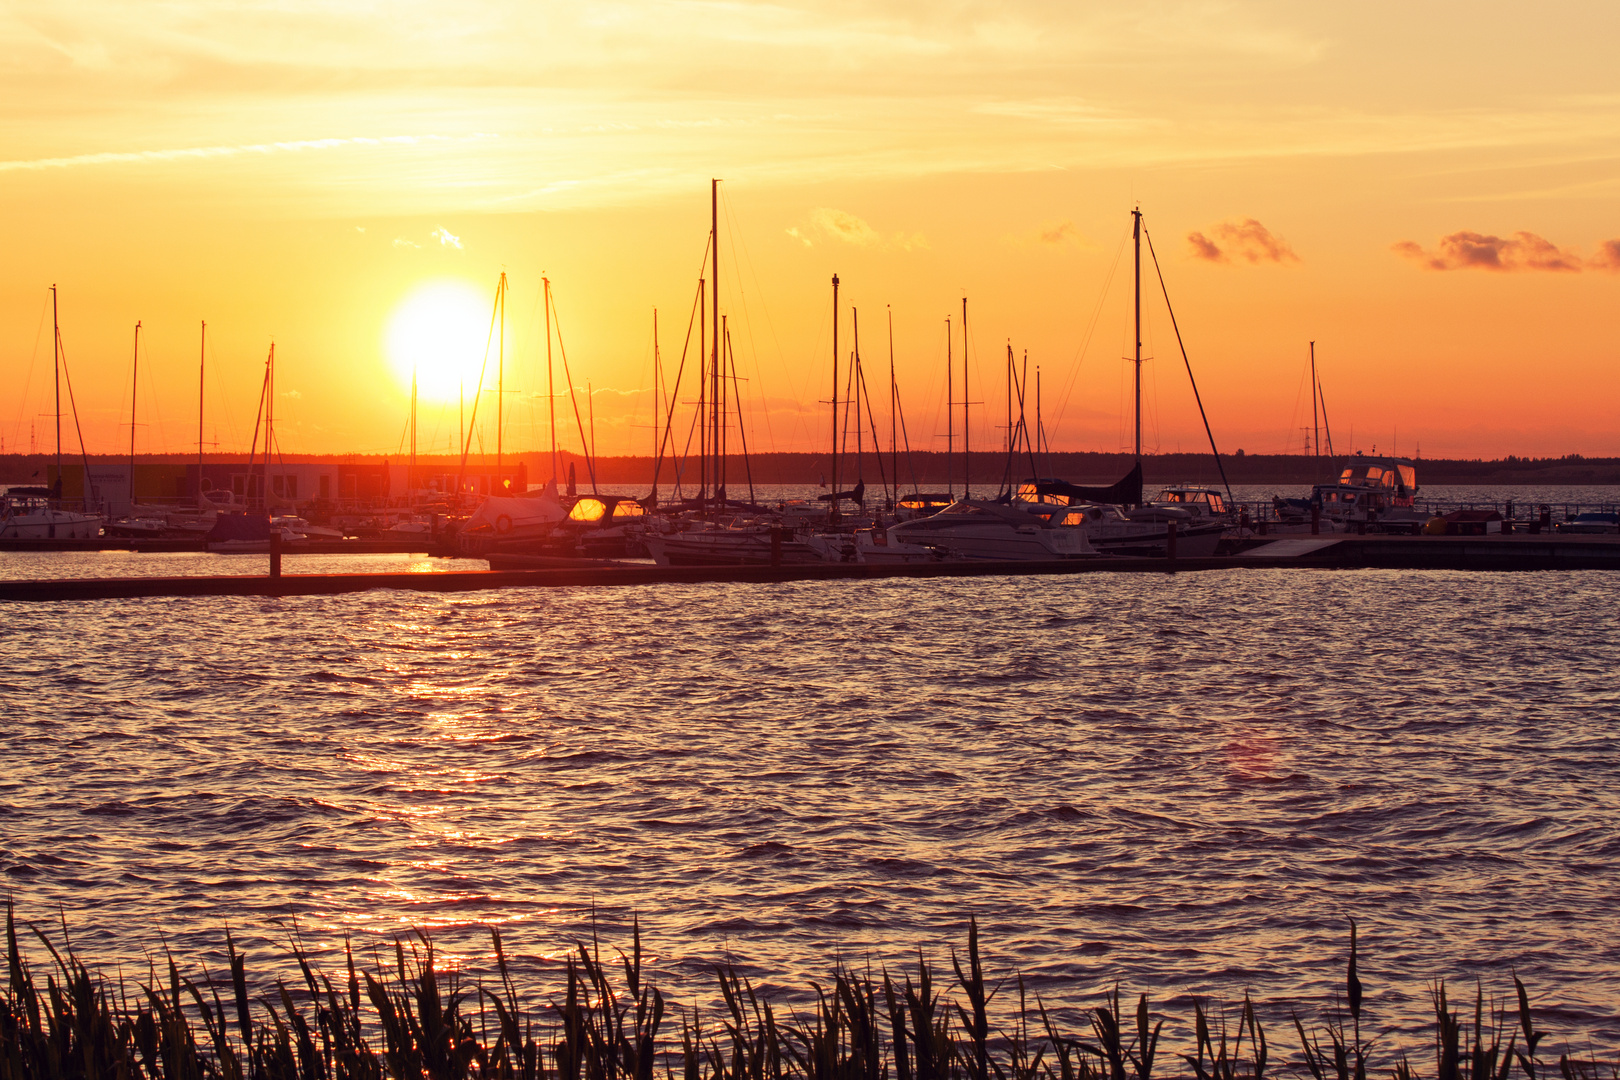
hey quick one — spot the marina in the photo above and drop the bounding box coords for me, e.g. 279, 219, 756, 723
5, 530, 1620, 602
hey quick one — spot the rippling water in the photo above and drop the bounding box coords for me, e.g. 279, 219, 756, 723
4, 558, 1619, 1050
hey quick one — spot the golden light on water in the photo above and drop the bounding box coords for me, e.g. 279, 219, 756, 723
384, 280, 493, 404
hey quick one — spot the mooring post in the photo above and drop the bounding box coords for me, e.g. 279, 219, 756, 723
1166, 519, 1178, 561
269, 529, 282, 579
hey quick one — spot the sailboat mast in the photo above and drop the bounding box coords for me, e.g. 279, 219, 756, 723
962, 296, 970, 498
546, 276, 557, 483
712, 178, 721, 507
51, 285, 61, 498
1133, 208, 1143, 471
496, 272, 505, 477
830, 273, 840, 522
945, 316, 952, 499
410, 367, 418, 492
653, 308, 661, 464
888, 306, 897, 502
853, 308, 862, 483
1310, 340, 1319, 459
130, 321, 141, 507
197, 321, 205, 506
719, 316, 728, 497
698, 278, 707, 502
265, 343, 275, 509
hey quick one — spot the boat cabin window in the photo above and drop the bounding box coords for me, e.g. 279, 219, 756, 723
941, 503, 986, 515
1015, 483, 1066, 505
568, 498, 609, 523
1206, 493, 1225, 513
611, 501, 646, 519
1398, 465, 1416, 491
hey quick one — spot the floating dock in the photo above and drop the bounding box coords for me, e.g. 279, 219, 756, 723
1, 534, 1618, 602
0, 537, 438, 554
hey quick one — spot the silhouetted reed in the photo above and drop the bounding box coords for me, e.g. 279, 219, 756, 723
2, 903, 1610, 1080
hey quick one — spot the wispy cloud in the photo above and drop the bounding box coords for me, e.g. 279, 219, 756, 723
392, 237, 419, 249
800, 207, 927, 251
1591, 239, 1620, 272
1187, 218, 1299, 264
1040, 220, 1079, 245
0, 134, 492, 173
432, 226, 462, 249
1393, 230, 1584, 272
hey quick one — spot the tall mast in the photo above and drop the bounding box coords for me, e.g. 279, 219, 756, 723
496, 271, 506, 477
961, 296, 970, 498
719, 315, 728, 498
698, 278, 707, 503
888, 306, 897, 502
830, 273, 840, 522
1310, 340, 1319, 460
853, 307, 862, 484
545, 276, 557, 484
1036, 364, 1045, 464
130, 320, 141, 508
265, 343, 275, 509
945, 316, 953, 499
588, 380, 598, 493
712, 178, 721, 507
51, 285, 61, 498
197, 321, 206, 506
1133, 208, 1143, 472
410, 366, 418, 491
653, 308, 661, 464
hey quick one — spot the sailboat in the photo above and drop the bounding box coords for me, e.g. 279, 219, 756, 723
0, 288, 103, 540
1008, 208, 1229, 557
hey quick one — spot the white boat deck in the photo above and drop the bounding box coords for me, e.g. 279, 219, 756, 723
1237, 538, 1345, 558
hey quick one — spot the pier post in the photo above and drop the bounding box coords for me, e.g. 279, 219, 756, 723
269, 530, 282, 578
1166, 520, 1178, 561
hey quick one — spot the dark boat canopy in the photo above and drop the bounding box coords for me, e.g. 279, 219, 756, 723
817, 480, 866, 504
1017, 463, 1142, 507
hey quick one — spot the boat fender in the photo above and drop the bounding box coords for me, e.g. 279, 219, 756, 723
495, 514, 514, 534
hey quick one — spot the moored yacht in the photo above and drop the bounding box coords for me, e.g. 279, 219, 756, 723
887, 499, 1095, 561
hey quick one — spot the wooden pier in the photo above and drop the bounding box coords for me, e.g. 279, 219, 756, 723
2, 533, 1618, 602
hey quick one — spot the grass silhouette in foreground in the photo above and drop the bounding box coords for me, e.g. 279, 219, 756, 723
1, 905, 1607, 1080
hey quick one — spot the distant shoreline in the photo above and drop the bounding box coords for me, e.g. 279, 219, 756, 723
5, 449, 1619, 487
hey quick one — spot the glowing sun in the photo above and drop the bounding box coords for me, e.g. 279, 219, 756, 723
384, 280, 493, 402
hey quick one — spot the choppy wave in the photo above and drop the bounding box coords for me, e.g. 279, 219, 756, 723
2, 535, 1619, 1044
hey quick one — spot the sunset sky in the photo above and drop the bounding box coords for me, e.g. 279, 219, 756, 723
4, 2, 1618, 466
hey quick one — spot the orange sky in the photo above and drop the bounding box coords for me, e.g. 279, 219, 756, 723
4, 2, 1619, 464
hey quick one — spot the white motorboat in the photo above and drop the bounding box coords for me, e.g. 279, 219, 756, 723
1274, 455, 1426, 533
888, 500, 1095, 561
272, 515, 345, 540
645, 523, 821, 566
0, 488, 102, 539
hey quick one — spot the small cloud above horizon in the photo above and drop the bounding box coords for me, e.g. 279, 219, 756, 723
432, 226, 463, 249
1393, 230, 1586, 272
1187, 218, 1299, 265
789, 208, 926, 251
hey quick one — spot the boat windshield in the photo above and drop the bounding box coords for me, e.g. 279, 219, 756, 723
567, 498, 609, 523
611, 501, 646, 519
1015, 483, 1067, 506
